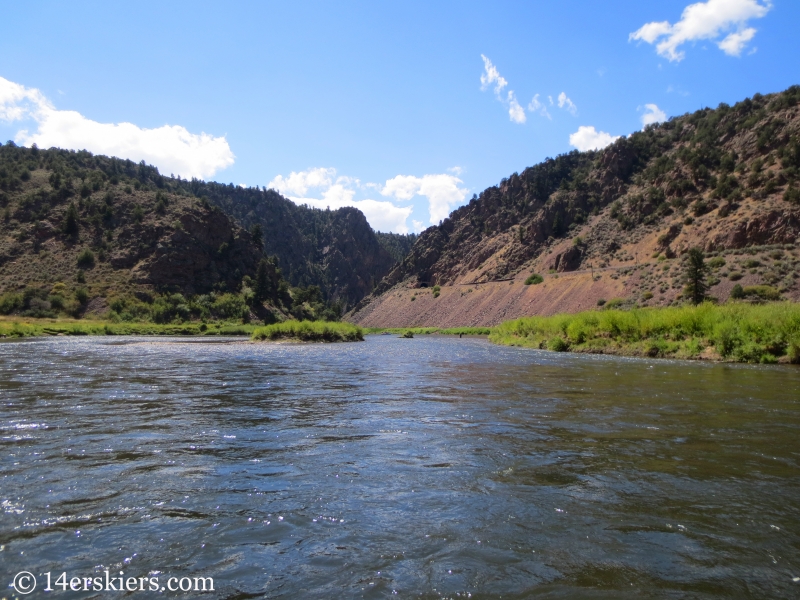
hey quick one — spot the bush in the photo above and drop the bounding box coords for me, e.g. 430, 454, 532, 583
0, 292, 23, 314
708, 256, 726, 268
76, 249, 95, 268
74, 288, 89, 305
525, 274, 544, 285
548, 337, 569, 352
597, 298, 606, 306
730, 284, 745, 299
728, 271, 743, 281
642, 291, 654, 300
742, 285, 781, 301
432, 285, 441, 298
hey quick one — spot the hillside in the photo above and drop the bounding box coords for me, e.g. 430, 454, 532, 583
0, 146, 416, 317
0, 146, 268, 312
350, 86, 800, 328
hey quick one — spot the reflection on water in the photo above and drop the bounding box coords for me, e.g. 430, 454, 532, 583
1, 335, 799, 598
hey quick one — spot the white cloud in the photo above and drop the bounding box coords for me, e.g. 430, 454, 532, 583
0, 76, 234, 179
527, 94, 552, 120
507, 91, 526, 124
557, 92, 578, 115
641, 103, 667, 128
479, 55, 526, 125
629, 0, 771, 62
447, 166, 464, 175
569, 126, 621, 152
382, 173, 468, 224
480, 54, 507, 95
268, 167, 414, 233
267, 167, 335, 197
718, 27, 756, 55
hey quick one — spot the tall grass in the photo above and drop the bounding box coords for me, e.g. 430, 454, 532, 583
0, 317, 258, 338
251, 320, 363, 342
364, 326, 493, 335
490, 302, 800, 364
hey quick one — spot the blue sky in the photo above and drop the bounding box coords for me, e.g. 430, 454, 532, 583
1, 0, 798, 232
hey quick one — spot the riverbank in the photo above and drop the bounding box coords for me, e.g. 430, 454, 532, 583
0, 317, 258, 338
364, 326, 492, 336
489, 302, 800, 364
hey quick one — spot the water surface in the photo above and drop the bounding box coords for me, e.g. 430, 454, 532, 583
1, 335, 799, 598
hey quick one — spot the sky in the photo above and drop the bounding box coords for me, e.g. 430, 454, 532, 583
1, 0, 798, 233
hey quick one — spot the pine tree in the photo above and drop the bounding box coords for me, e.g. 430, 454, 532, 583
249, 223, 263, 249
254, 259, 271, 304
63, 202, 78, 235
684, 247, 708, 305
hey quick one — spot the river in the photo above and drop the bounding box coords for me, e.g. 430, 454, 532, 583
1, 335, 799, 598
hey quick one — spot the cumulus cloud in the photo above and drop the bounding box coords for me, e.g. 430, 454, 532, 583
557, 92, 578, 115
268, 167, 414, 233
641, 103, 667, 128
629, 0, 772, 62
569, 126, 621, 152
382, 173, 468, 224
0, 76, 234, 179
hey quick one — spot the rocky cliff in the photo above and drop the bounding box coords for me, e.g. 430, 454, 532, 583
350, 86, 800, 327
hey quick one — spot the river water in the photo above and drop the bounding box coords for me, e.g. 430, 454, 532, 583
1, 335, 799, 598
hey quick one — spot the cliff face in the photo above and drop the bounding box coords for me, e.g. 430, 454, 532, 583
202, 187, 398, 308
350, 86, 800, 327
0, 147, 262, 302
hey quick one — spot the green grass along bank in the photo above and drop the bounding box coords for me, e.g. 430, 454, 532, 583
489, 302, 800, 364
0, 317, 363, 342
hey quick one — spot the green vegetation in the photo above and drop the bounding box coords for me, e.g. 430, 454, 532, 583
432, 285, 441, 298
490, 302, 800, 364
0, 317, 258, 338
524, 273, 544, 285
252, 320, 363, 342
683, 247, 708, 305
364, 326, 493, 336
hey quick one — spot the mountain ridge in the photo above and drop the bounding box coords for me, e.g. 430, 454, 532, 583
349, 85, 800, 327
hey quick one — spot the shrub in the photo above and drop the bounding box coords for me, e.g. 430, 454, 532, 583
524, 274, 544, 285
742, 285, 781, 301
0, 292, 23, 314
132, 205, 144, 223
707, 257, 726, 268
74, 288, 89, 305
728, 271, 743, 281
76, 249, 95, 268
730, 284, 745, 299
642, 291, 654, 300
548, 337, 569, 352
597, 298, 606, 306
432, 285, 441, 298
